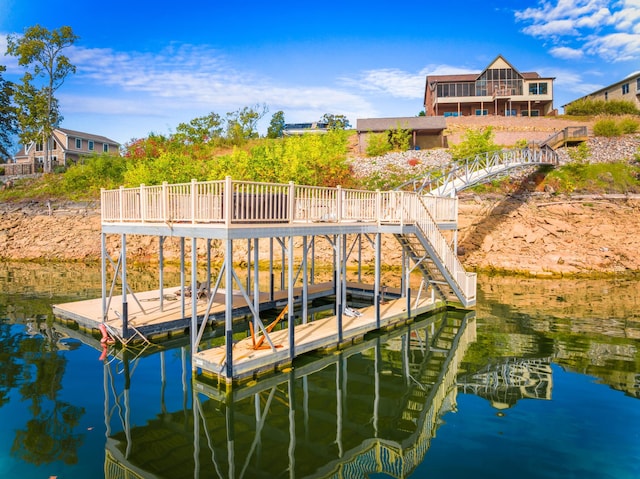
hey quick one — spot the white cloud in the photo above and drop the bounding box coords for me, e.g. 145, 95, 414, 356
549, 46, 584, 59
340, 64, 475, 100
515, 0, 640, 61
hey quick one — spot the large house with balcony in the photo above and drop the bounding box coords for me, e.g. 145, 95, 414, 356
563, 72, 640, 112
7, 127, 120, 175
423, 55, 555, 118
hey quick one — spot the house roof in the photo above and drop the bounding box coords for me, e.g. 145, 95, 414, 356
425, 55, 550, 84
57, 128, 120, 146
357, 116, 446, 133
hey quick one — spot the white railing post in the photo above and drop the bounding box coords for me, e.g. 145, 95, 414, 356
336, 185, 342, 222
288, 181, 295, 223
376, 190, 381, 224
100, 188, 105, 220
119, 186, 124, 222
162, 181, 168, 223
140, 184, 146, 222
191, 178, 197, 224
224, 176, 233, 226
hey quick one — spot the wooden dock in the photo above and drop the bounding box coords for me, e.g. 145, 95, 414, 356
193, 291, 445, 383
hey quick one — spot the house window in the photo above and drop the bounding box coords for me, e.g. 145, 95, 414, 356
622, 83, 629, 94
88, 140, 94, 151
75, 138, 82, 149
475, 109, 488, 116
103, 143, 109, 153
637, 78, 640, 91
35, 142, 43, 152
505, 109, 517, 116
605, 91, 608, 100
529, 82, 548, 95
521, 110, 540, 117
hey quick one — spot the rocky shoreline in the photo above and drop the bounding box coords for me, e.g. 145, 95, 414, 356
1, 193, 639, 277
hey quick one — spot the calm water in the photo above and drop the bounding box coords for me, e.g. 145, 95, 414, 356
0, 262, 639, 479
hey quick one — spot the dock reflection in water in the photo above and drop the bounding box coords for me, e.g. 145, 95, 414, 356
103, 310, 476, 479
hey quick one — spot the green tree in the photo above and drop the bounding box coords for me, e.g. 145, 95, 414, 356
267, 110, 285, 138
174, 112, 223, 145
320, 113, 351, 130
450, 127, 500, 161
226, 104, 268, 145
0, 65, 17, 159
6, 25, 78, 172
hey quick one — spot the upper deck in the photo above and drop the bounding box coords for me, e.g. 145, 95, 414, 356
100, 177, 459, 237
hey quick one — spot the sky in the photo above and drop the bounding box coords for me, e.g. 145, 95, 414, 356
0, 0, 639, 147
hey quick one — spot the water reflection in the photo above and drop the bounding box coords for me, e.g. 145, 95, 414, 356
1, 262, 639, 478
104, 310, 476, 479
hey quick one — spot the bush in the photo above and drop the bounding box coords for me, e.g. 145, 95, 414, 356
450, 127, 501, 161
565, 98, 640, 116
366, 132, 392, 157
593, 118, 621, 137
567, 142, 590, 163
619, 117, 639, 134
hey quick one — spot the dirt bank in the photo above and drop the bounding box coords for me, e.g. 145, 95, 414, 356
1, 195, 639, 276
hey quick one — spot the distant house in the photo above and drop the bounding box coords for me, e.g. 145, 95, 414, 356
423, 55, 556, 118
7, 127, 120, 175
356, 116, 447, 153
563, 73, 640, 111
282, 122, 329, 136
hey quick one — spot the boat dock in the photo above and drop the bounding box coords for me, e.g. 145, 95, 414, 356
53, 177, 476, 387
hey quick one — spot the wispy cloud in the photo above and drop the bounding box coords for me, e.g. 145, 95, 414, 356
515, 0, 640, 62
340, 64, 476, 99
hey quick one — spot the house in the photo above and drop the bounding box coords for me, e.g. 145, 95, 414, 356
423, 55, 556, 118
563, 72, 640, 111
282, 122, 329, 136
6, 127, 120, 175
356, 116, 447, 153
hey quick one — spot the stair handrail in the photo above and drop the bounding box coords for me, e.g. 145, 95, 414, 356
392, 191, 476, 305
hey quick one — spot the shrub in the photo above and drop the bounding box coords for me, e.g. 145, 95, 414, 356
567, 142, 590, 163
593, 118, 621, 137
450, 127, 500, 161
366, 132, 392, 157
565, 98, 640, 116
619, 117, 639, 134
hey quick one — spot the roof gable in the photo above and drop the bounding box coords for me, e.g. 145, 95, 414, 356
57, 128, 120, 146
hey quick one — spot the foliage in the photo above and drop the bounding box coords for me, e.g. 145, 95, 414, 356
365, 132, 392, 157
225, 104, 268, 145
618, 117, 639, 134
173, 112, 223, 145
6, 25, 77, 173
0, 66, 17, 159
565, 98, 640, 116
593, 118, 621, 137
449, 127, 500, 161
567, 142, 590, 164
320, 113, 351, 130
544, 161, 640, 194
388, 122, 412, 151
267, 110, 285, 138
60, 154, 128, 196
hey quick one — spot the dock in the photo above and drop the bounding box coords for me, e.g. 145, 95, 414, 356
54, 177, 477, 387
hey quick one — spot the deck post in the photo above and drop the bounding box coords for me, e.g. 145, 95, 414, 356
191, 237, 198, 372
225, 238, 234, 381
253, 238, 259, 333
180, 238, 185, 319
336, 233, 343, 343
374, 232, 381, 328
121, 233, 129, 338
288, 235, 295, 357
302, 236, 308, 324
101, 232, 107, 321
159, 236, 164, 312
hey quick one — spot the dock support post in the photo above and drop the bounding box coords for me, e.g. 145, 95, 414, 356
374, 232, 381, 328
225, 238, 234, 381
180, 238, 186, 319
121, 233, 129, 338
302, 236, 308, 324
159, 236, 164, 312
253, 237, 260, 335
101, 232, 107, 321
288, 235, 295, 357
336, 233, 343, 343
269, 238, 274, 301
191, 237, 198, 373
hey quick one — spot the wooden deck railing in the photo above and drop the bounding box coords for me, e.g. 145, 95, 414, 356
101, 177, 459, 225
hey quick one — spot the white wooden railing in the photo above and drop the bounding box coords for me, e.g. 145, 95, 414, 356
101, 177, 459, 225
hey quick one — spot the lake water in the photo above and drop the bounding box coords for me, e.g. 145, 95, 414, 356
0, 262, 639, 478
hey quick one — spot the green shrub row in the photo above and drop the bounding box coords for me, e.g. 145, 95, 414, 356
565, 98, 640, 116
593, 117, 640, 137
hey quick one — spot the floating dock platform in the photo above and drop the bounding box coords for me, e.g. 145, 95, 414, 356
54, 178, 476, 387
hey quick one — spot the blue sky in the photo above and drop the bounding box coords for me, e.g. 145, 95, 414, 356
1, 0, 639, 146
